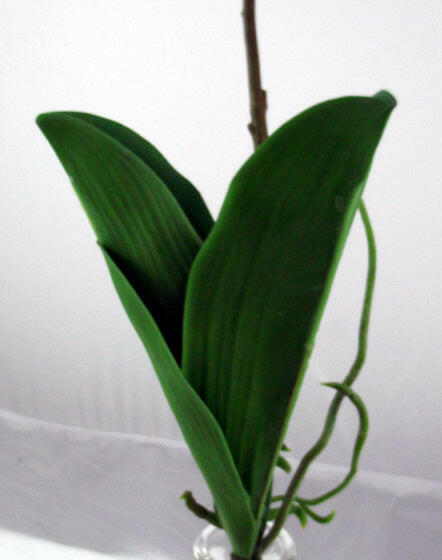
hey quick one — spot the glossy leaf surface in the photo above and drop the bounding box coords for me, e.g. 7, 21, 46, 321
60, 111, 214, 240
101, 247, 257, 558
182, 92, 395, 519
37, 112, 202, 362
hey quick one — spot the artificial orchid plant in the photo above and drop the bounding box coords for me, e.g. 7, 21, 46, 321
36, 3, 395, 559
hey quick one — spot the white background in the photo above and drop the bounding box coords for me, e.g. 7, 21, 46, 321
1, 0, 441, 483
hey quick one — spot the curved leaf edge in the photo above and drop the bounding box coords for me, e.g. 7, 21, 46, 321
36, 111, 203, 363
99, 244, 258, 558
37, 110, 214, 240
252, 91, 396, 524
183, 91, 396, 527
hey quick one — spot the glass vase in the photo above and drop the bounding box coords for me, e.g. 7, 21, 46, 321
193, 523, 297, 560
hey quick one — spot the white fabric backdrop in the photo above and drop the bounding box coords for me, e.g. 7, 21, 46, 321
1, 0, 441, 486
1, 409, 441, 559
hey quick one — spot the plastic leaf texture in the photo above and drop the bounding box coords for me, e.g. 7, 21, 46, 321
101, 247, 257, 557
182, 92, 396, 522
37, 113, 257, 557
37, 91, 395, 556
58, 112, 214, 240
37, 112, 207, 363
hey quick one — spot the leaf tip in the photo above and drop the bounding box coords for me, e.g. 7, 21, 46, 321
373, 90, 397, 109
35, 112, 54, 130
36, 111, 76, 136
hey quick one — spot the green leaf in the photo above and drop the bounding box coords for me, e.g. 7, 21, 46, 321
59, 112, 214, 240
101, 247, 257, 558
182, 92, 396, 522
37, 112, 202, 362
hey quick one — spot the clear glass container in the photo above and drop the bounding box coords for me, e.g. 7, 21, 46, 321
193, 523, 297, 560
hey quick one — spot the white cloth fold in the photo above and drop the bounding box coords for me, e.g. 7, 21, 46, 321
0, 409, 440, 559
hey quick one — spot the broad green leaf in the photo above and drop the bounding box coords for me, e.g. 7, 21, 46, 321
37, 112, 202, 362
182, 92, 396, 520
101, 247, 257, 558
60, 112, 214, 240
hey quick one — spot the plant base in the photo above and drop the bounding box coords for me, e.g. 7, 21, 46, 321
193, 523, 297, 560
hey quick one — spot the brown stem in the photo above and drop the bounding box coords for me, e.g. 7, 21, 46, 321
242, 0, 268, 148
232, 4, 268, 559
